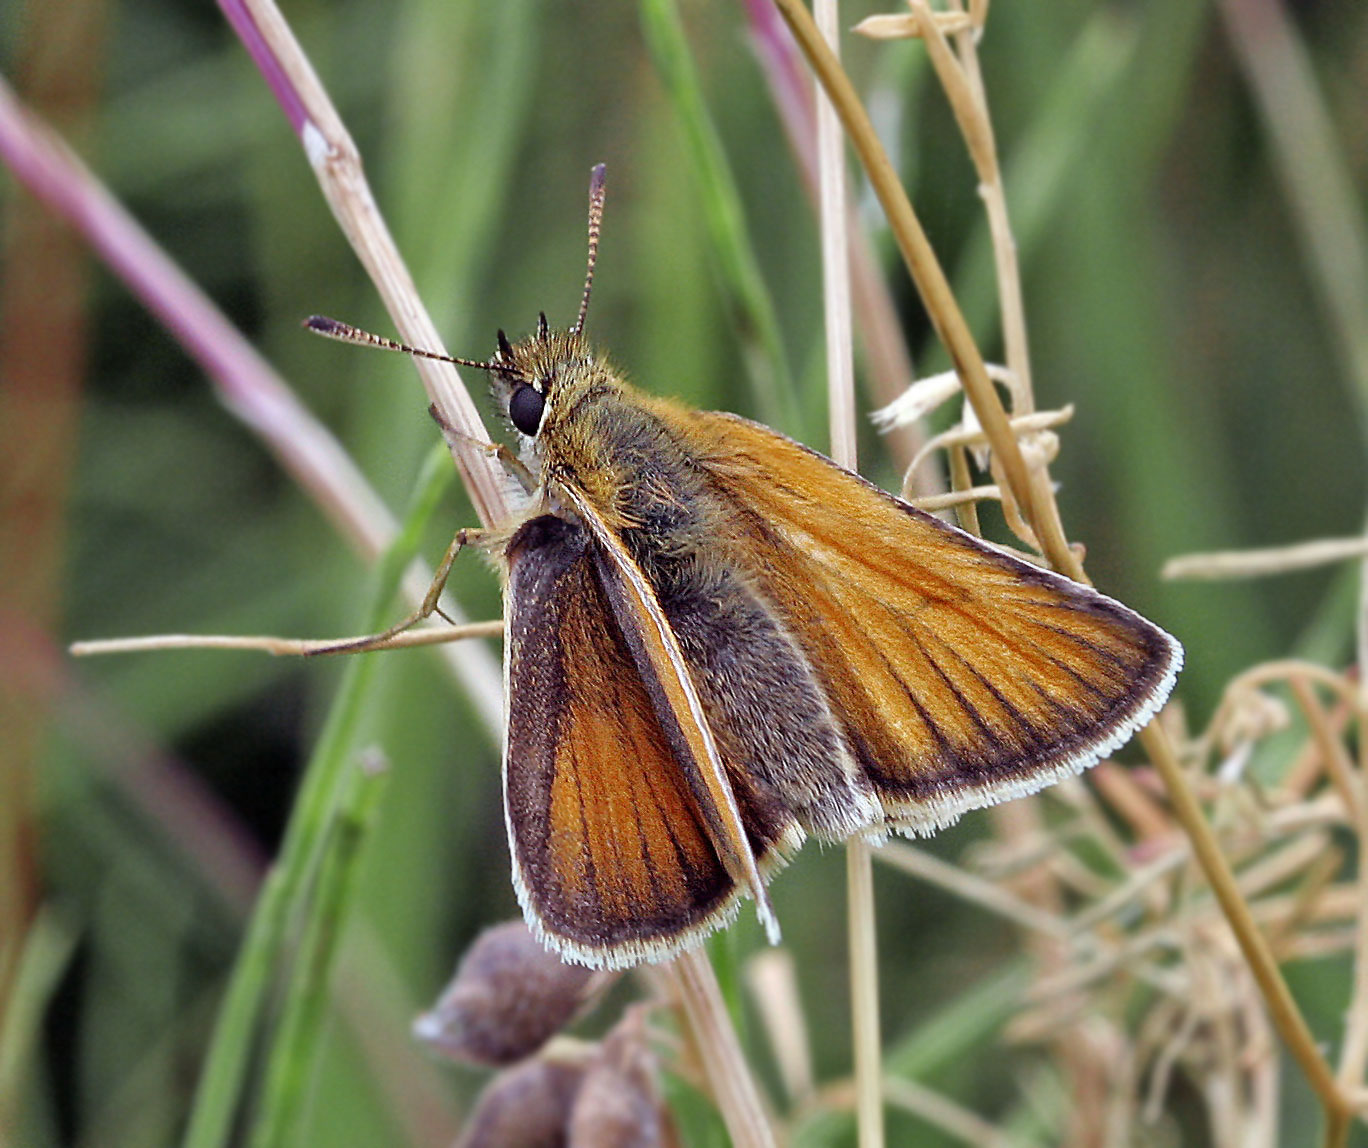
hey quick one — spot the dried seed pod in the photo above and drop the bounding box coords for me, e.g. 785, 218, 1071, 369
567, 1010, 667, 1148
457, 1058, 584, 1148
416, 919, 601, 1066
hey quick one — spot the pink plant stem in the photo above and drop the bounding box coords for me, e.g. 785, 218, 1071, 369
0, 74, 503, 730
0, 75, 381, 555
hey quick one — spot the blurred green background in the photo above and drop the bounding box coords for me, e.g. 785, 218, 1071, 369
3, 0, 1367, 1144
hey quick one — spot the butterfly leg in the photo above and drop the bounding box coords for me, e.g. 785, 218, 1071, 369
428, 403, 537, 493
306, 526, 490, 656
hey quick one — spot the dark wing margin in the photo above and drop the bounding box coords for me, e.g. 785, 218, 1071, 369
502, 514, 740, 968
685, 410, 1183, 835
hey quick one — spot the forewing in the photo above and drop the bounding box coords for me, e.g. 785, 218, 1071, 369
687, 411, 1182, 834
502, 514, 739, 968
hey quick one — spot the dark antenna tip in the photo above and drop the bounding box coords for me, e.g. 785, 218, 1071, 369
304, 314, 498, 371
572, 164, 607, 339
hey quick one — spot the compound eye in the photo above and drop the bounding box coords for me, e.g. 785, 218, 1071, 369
508, 383, 545, 436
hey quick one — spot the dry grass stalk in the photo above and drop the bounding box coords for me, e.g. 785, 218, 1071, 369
662, 950, 777, 1148
853, 10, 976, 40
1164, 536, 1368, 581
877, 654, 1365, 1142
882, 1076, 1010, 1147
908, 484, 1003, 513
69, 622, 505, 659
810, 0, 885, 1142
232, 0, 508, 527
899, 409, 1072, 499
824, 0, 1363, 1136
745, 951, 816, 1109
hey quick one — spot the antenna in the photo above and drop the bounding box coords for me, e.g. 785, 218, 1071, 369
572, 164, 607, 338
303, 316, 500, 372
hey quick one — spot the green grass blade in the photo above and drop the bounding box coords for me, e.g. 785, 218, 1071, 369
181, 444, 455, 1148
639, 0, 802, 432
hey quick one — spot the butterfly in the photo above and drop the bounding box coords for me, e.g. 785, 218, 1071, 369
308, 165, 1181, 969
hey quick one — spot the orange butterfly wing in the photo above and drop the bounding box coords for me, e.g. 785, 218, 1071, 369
682, 410, 1182, 834
501, 513, 748, 968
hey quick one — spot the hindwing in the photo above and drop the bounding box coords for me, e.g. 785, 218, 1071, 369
503, 513, 769, 967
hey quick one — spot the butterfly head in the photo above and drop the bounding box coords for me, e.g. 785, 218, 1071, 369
305, 168, 613, 456
488, 314, 604, 441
